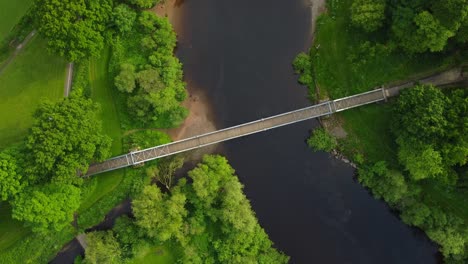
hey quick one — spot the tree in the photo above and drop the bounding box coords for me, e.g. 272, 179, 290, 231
307, 128, 337, 152
136, 68, 165, 93
146, 155, 184, 190
358, 161, 408, 205
132, 184, 187, 242
84, 231, 122, 264
412, 11, 455, 53
26, 94, 111, 184
351, 0, 386, 32
186, 155, 289, 263
113, 216, 142, 259
11, 183, 81, 232
126, 0, 160, 9
34, 0, 112, 61
0, 152, 23, 201
292, 52, 313, 86
112, 4, 137, 33
115, 63, 137, 93
428, 228, 465, 257
397, 142, 444, 181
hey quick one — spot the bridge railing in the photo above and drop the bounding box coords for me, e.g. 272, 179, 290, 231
86, 88, 387, 176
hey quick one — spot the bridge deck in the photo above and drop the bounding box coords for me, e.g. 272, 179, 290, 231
86, 88, 385, 176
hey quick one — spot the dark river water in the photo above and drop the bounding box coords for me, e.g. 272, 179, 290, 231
175, 0, 440, 263
53, 0, 441, 263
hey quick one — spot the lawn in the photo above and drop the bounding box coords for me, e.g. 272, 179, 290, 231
79, 47, 125, 212
0, 0, 33, 41
0, 35, 66, 148
0, 203, 30, 251
128, 244, 176, 264
339, 103, 398, 165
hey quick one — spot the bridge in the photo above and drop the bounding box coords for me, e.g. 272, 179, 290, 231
86, 88, 388, 176
84, 67, 466, 176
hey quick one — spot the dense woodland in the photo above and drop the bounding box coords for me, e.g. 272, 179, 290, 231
295, 0, 468, 262
82, 156, 288, 263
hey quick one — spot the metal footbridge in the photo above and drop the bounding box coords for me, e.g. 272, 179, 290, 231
86, 88, 388, 176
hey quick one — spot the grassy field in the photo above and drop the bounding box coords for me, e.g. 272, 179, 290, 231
0, 36, 66, 148
0, 203, 30, 251
0, 0, 33, 41
128, 244, 176, 264
79, 47, 125, 211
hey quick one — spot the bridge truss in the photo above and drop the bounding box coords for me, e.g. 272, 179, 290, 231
86, 88, 386, 176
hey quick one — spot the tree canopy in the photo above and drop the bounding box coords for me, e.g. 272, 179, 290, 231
126, 155, 289, 263
392, 85, 468, 183
11, 183, 81, 232
112, 11, 187, 127
25, 94, 111, 185
83, 231, 122, 264
0, 152, 23, 201
34, 0, 112, 61
351, 0, 386, 32
350, 0, 468, 53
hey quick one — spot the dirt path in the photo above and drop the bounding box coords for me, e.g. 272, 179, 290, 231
64, 62, 74, 97
0, 29, 37, 76
308, 0, 326, 40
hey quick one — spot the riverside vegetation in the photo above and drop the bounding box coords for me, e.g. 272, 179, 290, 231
294, 0, 468, 262
0, 0, 287, 263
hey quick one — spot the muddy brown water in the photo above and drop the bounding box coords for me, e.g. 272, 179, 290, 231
52, 0, 441, 263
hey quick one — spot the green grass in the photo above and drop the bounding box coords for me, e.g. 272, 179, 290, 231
0, 203, 30, 251
339, 103, 398, 165
128, 244, 176, 264
79, 47, 125, 211
0, 36, 66, 148
0, 0, 32, 41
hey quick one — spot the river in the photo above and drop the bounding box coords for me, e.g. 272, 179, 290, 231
53, 0, 440, 263
174, 0, 440, 263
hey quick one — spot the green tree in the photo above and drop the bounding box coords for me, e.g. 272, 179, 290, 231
34, 0, 112, 61
113, 216, 142, 259
358, 161, 408, 205
307, 128, 337, 152
428, 228, 465, 257
0, 152, 23, 201
11, 183, 81, 232
115, 63, 137, 93
26, 94, 111, 184
132, 184, 187, 242
351, 0, 386, 32
112, 4, 137, 33
292, 52, 313, 85
126, 0, 160, 9
397, 142, 444, 181
185, 155, 289, 263
146, 155, 184, 190
136, 68, 165, 93
84, 231, 122, 264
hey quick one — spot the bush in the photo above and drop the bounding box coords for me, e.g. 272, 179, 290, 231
307, 128, 337, 152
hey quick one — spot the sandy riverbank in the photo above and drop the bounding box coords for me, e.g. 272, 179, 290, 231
308, 0, 326, 40
152, 1, 219, 158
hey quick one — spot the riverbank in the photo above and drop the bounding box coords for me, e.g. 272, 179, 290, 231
302, 0, 468, 261
152, 0, 220, 159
